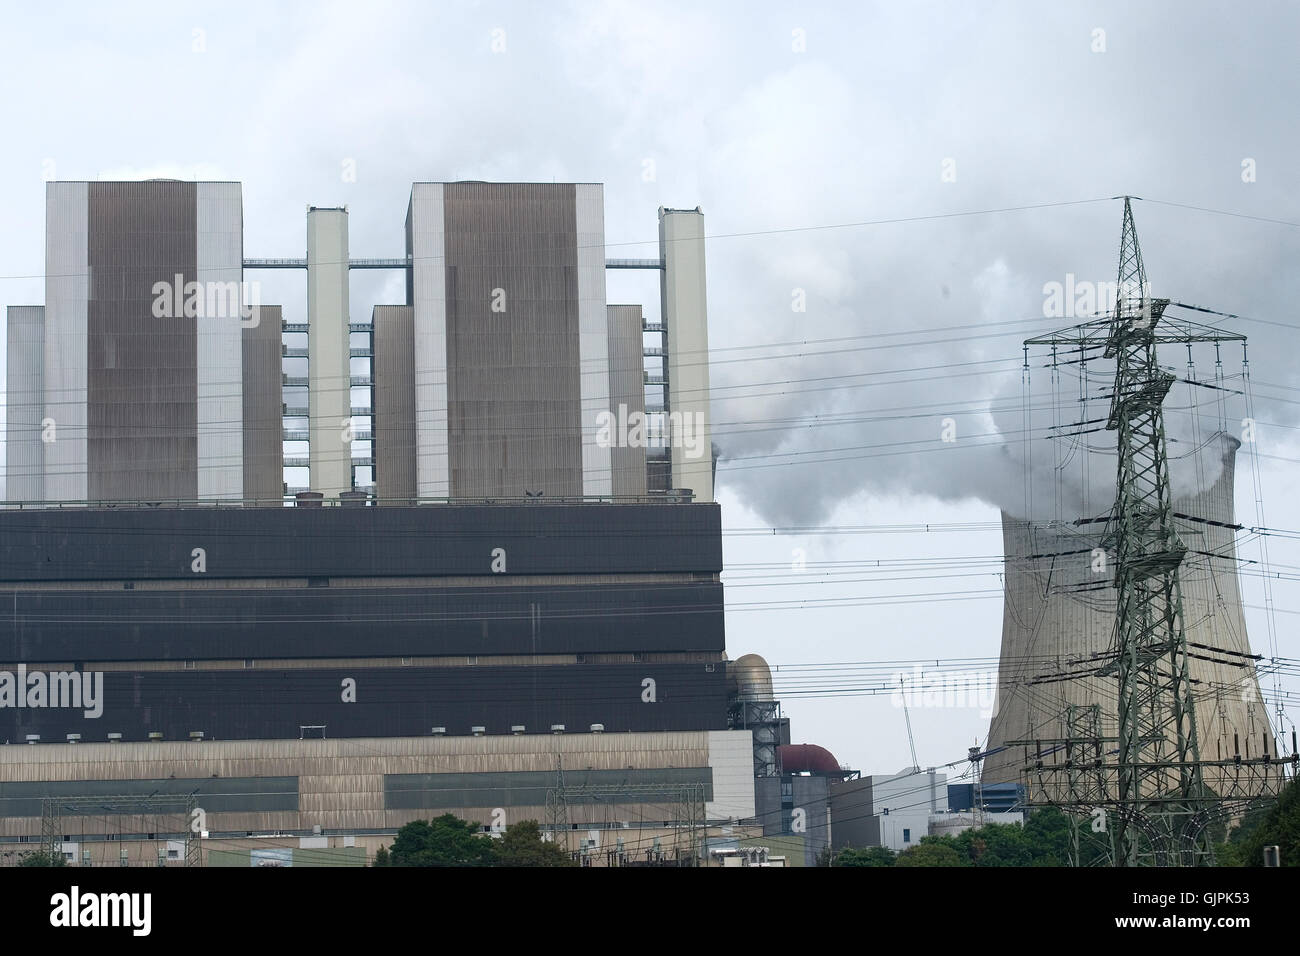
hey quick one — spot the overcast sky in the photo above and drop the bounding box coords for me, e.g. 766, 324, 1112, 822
0, 0, 1296, 779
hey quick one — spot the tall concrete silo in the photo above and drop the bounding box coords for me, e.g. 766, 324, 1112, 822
983, 432, 1274, 800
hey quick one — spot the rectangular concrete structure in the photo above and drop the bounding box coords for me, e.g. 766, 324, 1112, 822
660, 208, 714, 502
43, 182, 88, 501
406, 183, 614, 499
0, 731, 756, 862
31, 181, 248, 503
87, 181, 199, 501
195, 182, 246, 499
307, 208, 352, 497
6, 306, 45, 502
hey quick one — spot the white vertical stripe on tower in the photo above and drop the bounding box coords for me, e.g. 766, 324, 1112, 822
7, 306, 46, 502
409, 184, 449, 498
44, 182, 88, 502
660, 208, 713, 503
576, 184, 612, 496
307, 208, 352, 498
195, 182, 245, 499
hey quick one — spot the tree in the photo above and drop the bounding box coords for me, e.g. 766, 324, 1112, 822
492, 820, 575, 867
19, 850, 67, 867
832, 845, 896, 867
895, 838, 967, 867
1220, 777, 1300, 867
371, 845, 390, 867
384, 815, 496, 867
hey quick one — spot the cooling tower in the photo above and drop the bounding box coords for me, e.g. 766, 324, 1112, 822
983, 432, 1274, 800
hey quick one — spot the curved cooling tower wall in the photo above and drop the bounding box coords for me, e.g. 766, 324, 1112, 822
983, 433, 1274, 798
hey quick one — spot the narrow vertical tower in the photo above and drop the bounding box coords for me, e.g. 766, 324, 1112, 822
1103, 198, 1207, 865
659, 207, 713, 502
307, 207, 352, 497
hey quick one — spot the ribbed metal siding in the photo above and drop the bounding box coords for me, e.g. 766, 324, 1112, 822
43, 182, 89, 501
577, 183, 612, 494
0, 662, 729, 742
443, 183, 584, 497
6, 580, 725, 660
606, 304, 648, 497
87, 181, 198, 501
242, 305, 283, 502
373, 304, 416, 500
0, 776, 297, 818
195, 182, 245, 498
0, 503, 723, 581
407, 185, 449, 496
385, 767, 713, 810
6, 306, 45, 502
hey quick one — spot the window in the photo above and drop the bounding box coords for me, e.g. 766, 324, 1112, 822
903, 828, 911, 843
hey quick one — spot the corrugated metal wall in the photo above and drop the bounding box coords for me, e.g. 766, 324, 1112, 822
443, 183, 584, 497
407, 184, 449, 496
606, 304, 648, 497
576, 183, 612, 495
5, 580, 725, 660
0, 503, 723, 580
195, 182, 245, 499
373, 304, 416, 500
6, 306, 45, 502
43, 182, 89, 501
86, 181, 198, 501
0, 731, 738, 837
242, 305, 284, 502
0, 662, 728, 743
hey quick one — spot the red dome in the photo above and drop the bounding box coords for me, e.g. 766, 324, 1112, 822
778, 743, 842, 775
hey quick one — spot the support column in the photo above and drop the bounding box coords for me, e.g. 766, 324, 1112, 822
307, 207, 352, 497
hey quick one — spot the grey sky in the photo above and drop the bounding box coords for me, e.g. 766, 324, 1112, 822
0, 0, 1296, 778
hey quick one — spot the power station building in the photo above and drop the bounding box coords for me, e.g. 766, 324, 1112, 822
0, 179, 748, 866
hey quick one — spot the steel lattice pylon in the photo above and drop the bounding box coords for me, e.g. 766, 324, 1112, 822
1104, 198, 1206, 865
1012, 198, 1285, 866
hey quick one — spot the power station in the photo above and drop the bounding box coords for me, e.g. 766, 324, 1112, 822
0, 179, 759, 867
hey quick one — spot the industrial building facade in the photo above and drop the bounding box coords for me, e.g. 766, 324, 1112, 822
1, 179, 739, 865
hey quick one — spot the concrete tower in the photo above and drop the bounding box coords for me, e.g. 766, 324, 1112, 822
659, 207, 713, 503
307, 207, 352, 498
983, 433, 1274, 800
401, 182, 612, 499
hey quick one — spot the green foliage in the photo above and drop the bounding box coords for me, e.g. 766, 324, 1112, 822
1219, 777, 1300, 867
374, 815, 575, 867
385, 814, 496, 867
19, 850, 67, 867
492, 820, 576, 867
832, 845, 897, 867
895, 838, 967, 867
829, 807, 1107, 868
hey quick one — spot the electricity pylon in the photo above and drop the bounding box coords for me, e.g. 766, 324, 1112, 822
1014, 197, 1276, 866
